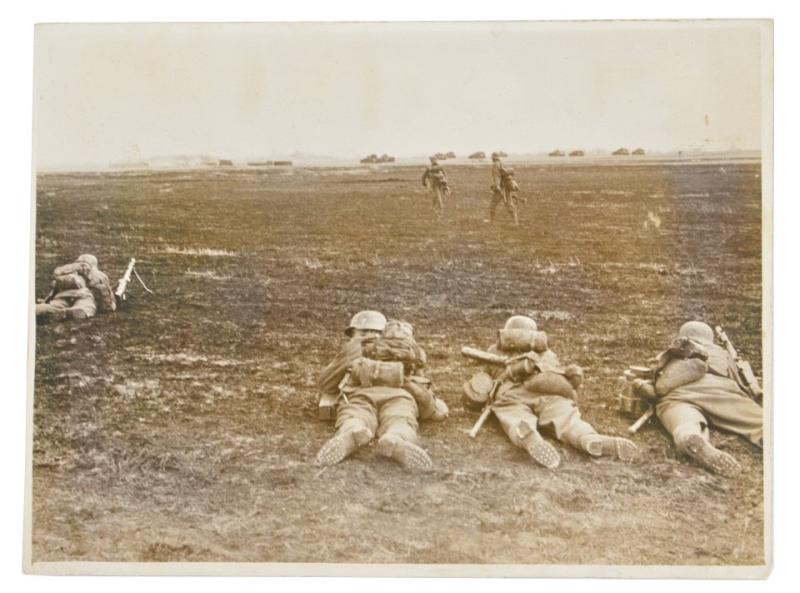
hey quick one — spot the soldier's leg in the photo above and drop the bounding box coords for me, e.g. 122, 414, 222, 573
656, 399, 741, 478
375, 394, 432, 470
67, 293, 98, 320
493, 395, 561, 469
316, 395, 377, 466
35, 298, 69, 322
505, 193, 519, 225
535, 396, 638, 462
488, 189, 503, 222
693, 392, 763, 448
433, 187, 444, 212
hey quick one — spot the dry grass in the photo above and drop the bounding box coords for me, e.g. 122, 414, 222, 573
32, 161, 763, 565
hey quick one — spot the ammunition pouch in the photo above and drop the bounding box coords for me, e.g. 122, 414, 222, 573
505, 354, 540, 382
349, 357, 405, 388
497, 329, 548, 353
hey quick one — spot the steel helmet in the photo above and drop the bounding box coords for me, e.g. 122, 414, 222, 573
345, 310, 387, 336
678, 321, 714, 345
77, 254, 98, 268
504, 315, 537, 332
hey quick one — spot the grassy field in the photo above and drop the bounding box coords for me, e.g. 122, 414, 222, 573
31, 160, 764, 565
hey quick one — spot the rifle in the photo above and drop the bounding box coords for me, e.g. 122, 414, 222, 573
715, 326, 763, 401
115, 258, 154, 301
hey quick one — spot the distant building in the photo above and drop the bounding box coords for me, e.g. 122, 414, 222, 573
632, 148, 646, 155
548, 149, 565, 157
612, 148, 630, 156
246, 161, 273, 167
468, 151, 486, 160
569, 150, 585, 157
219, 159, 234, 167
273, 160, 293, 167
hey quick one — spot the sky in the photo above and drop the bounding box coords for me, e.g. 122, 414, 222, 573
33, 21, 768, 168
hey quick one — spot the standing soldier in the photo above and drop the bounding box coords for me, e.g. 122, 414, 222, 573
628, 321, 763, 477
463, 314, 637, 468
421, 156, 450, 213
486, 152, 519, 225
35, 254, 117, 322
316, 312, 447, 470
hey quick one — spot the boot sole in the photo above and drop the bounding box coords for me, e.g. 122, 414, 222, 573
682, 434, 741, 478
377, 435, 433, 471
315, 427, 373, 466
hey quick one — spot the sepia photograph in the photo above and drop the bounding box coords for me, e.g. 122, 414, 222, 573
25, 20, 772, 576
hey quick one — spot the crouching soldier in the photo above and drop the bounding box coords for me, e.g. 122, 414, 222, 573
316, 312, 448, 470
463, 315, 637, 469
629, 321, 762, 478
35, 254, 117, 322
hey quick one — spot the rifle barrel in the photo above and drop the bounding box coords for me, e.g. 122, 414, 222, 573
115, 258, 136, 298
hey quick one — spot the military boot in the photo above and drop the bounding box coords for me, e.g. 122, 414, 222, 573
376, 434, 433, 471
677, 434, 741, 478
580, 434, 639, 462
315, 426, 373, 466
517, 420, 560, 469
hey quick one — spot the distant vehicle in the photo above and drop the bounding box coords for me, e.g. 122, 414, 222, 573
548, 149, 565, 157
468, 151, 486, 160
632, 148, 646, 155
569, 150, 585, 157
273, 160, 293, 167
612, 148, 630, 156
219, 159, 234, 167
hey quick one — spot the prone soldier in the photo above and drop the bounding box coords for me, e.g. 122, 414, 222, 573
623, 321, 763, 478
316, 312, 448, 470
462, 314, 638, 468
35, 254, 117, 322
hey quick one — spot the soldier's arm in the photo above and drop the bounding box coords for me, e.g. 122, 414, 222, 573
654, 358, 709, 396
405, 375, 448, 421
90, 271, 117, 312
317, 338, 363, 396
